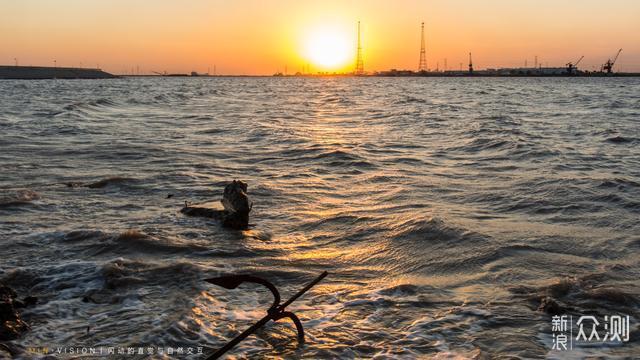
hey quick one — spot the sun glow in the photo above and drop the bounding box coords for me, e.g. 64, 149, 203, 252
303, 27, 352, 70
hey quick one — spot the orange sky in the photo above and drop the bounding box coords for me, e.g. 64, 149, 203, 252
1, 0, 639, 74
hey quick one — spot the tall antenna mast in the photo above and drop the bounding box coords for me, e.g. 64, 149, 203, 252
419, 22, 427, 72
355, 21, 364, 75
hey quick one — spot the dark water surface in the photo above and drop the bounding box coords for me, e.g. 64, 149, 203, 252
1, 77, 639, 358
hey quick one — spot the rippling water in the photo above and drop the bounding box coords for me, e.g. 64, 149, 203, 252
1, 77, 639, 358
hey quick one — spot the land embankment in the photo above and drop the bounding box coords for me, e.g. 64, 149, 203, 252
0, 66, 116, 79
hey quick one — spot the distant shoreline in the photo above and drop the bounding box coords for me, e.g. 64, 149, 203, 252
2, 65, 640, 79
0, 65, 115, 80
118, 73, 640, 78
93, 73, 640, 78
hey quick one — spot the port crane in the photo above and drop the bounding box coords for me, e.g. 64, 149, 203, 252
566, 55, 584, 75
601, 49, 622, 74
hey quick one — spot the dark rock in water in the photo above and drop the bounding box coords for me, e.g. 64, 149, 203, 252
181, 180, 253, 230
0, 284, 31, 340
537, 296, 562, 315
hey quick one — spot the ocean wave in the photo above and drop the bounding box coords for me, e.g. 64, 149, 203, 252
376, 283, 421, 296
311, 149, 377, 169
63, 98, 118, 112
392, 95, 429, 105
100, 258, 201, 291
196, 127, 229, 135
1, 257, 207, 353
598, 177, 640, 190
2, 257, 204, 306
510, 274, 639, 314
55, 229, 212, 257
0, 189, 39, 208
320, 95, 353, 105
388, 217, 484, 245
300, 213, 376, 232
3, 77, 640, 358
605, 135, 634, 144
452, 137, 516, 152
65, 176, 138, 189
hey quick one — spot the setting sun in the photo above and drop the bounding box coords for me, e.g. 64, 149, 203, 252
303, 27, 352, 70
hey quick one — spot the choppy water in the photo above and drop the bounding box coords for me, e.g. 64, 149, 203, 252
1, 77, 639, 359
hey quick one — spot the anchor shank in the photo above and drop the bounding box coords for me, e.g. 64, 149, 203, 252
207, 313, 272, 360
279, 271, 328, 310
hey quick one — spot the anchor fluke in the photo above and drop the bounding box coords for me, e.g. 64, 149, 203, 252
204, 276, 244, 289
274, 311, 305, 342
205, 274, 281, 309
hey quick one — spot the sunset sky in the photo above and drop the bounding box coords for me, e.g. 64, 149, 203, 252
1, 0, 639, 74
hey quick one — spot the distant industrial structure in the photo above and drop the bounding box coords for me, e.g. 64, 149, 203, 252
566, 56, 584, 75
355, 21, 364, 75
371, 22, 632, 77
418, 22, 427, 72
602, 49, 623, 74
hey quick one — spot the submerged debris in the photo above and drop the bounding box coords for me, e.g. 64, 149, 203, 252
181, 180, 253, 230
0, 284, 36, 341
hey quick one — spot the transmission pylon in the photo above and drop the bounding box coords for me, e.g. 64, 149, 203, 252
355, 21, 364, 75
419, 22, 427, 72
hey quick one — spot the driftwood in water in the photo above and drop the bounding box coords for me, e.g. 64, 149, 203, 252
181, 180, 252, 230
180, 205, 225, 219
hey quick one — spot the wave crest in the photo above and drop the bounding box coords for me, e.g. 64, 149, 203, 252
0, 189, 39, 208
